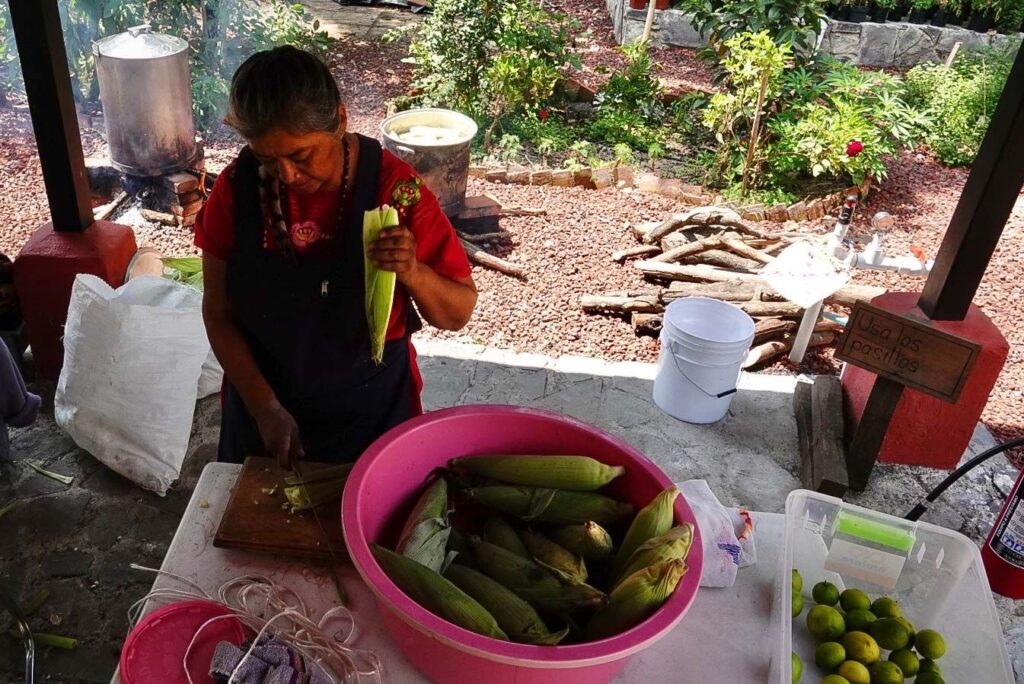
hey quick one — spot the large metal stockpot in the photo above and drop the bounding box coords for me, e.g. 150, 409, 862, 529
93, 25, 197, 176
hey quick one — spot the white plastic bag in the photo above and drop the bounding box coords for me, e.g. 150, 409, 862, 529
55, 275, 211, 495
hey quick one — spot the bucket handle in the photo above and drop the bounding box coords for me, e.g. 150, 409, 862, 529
392, 144, 416, 160
666, 340, 739, 399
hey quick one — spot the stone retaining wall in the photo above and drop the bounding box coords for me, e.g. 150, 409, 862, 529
606, 0, 1021, 67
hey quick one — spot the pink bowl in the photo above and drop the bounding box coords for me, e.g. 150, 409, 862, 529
342, 405, 703, 684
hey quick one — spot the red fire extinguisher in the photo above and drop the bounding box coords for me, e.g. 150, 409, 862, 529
982, 465, 1024, 599
905, 436, 1024, 598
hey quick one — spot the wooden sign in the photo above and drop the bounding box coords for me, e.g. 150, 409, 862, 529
836, 302, 980, 403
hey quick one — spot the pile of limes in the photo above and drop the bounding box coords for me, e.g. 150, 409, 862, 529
790, 570, 948, 684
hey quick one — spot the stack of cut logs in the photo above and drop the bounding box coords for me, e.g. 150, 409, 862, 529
139, 172, 207, 228
581, 206, 885, 369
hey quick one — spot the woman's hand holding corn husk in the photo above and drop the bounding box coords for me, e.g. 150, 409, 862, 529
373, 454, 697, 646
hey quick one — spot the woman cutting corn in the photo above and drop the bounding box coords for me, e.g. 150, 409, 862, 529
197, 47, 476, 467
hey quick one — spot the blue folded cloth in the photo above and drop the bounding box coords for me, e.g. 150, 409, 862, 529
210, 636, 335, 684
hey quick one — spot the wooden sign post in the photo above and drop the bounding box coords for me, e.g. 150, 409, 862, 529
837, 302, 981, 489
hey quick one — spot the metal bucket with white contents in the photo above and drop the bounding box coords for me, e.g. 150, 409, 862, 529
380, 108, 478, 217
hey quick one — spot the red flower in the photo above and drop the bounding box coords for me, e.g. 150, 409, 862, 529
846, 140, 864, 157
538, 108, 550, 122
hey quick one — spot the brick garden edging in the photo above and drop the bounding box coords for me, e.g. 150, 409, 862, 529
470, 163, 873, 222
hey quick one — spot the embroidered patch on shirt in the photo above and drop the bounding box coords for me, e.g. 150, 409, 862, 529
290, 221, 322, 248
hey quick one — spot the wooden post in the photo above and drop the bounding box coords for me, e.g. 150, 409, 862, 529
8, 0, 93, 233
796, 376, 849, 497
846, 377, 904, 491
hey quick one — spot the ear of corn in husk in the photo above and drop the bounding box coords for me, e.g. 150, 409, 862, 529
396, 478, 451, 573
464, 486, 634, 525
587, 559, 688, 641
614, 524, 694, 590
371, 543, 508, 640
519, 529, 588, 583
444, 564, 570, 645
483, 516, 530, 558
451, 455, 626, 491
363, 205, 399, 365
550, 522, 615, 563
612, 486, 679, 580
471, 540, 607, 614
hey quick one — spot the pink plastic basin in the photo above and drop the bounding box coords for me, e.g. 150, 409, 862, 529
342, 405, 704, 684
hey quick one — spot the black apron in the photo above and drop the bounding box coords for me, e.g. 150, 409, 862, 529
218, 134, 421, 464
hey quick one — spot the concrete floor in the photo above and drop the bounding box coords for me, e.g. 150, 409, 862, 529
1, 338, 1021, 681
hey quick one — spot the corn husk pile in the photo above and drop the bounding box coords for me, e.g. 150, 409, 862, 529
372, 455, 695, 644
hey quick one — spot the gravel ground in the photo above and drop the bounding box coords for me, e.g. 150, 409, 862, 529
0, 19, 1020, 452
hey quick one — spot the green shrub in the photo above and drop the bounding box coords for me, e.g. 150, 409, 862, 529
405, 0, 579, 148
703, 34, 929, 191
594, 41, 665, 122
678, 0, 828, 56
905, 43, 1017, 166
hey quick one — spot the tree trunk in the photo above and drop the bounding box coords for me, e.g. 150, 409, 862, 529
741, 73, 771, 194
612, 245, 662, 262
459, 237, 524, 277
634, 260, 762, 284
581, 293, 663, 314
683, 249, 760, 272
753, 318, 798, 345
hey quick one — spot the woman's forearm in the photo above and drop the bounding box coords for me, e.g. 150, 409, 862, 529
402, 265, 477, 331
205, 313, 278, 415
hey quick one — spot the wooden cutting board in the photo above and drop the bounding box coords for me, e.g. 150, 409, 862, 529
213, 456, 347, 561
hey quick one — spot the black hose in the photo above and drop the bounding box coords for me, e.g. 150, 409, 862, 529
904, 436, 1024, 521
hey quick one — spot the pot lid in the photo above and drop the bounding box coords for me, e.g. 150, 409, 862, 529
94, 25, 188, 60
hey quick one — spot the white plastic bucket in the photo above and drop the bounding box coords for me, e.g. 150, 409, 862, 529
653, 297, 755, 424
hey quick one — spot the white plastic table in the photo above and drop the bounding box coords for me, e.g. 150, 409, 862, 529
113, 463, 785, 683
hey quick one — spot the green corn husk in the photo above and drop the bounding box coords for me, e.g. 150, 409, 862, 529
550, 522, 615, 563
283, 463, 354, 487
161, 257, 204, 291
519, 529, 588, 584
451, 455, 626, 491
482, 516, 529, 558
614, 524, 694, 590
371, 544, 508, 640
464, 486, 634, 526
444, 564, 569, 645
612, 486, 679, 579
470, 540, 607, 614
283, 478, 348, 511
363, 205, 399, 365
587, 559, 688, 641
396, 478, 451, 573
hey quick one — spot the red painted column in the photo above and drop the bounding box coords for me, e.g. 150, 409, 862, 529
13, 221, 136, 379
841, 292, 1009, 470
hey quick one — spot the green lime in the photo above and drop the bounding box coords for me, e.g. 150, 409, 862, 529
793, 592, 805, 617
888, 649, 919, 678
914, 673, 945, 684
918, 659, 942, 675
868, 618, 910, 651
914, 629, 947, 660
792, 651, 803, 682
868, 661, 903, 684
807, 604, 846, 642
840, 588, 872, 613
870, 597, 902, 619
840, 631, 880, 665
815, 641, 847, 671
822, 676, 851, 684
837, 660, 871, 684
846, 609, 878, 633
813, 581, 841, 606
893, 618, 915, 647
793, 569, 804, 593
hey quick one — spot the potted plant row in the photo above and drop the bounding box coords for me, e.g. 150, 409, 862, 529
827, 0, 1024, 31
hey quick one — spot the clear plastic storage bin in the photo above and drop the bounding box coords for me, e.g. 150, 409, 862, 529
770, 490, 1013, 683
